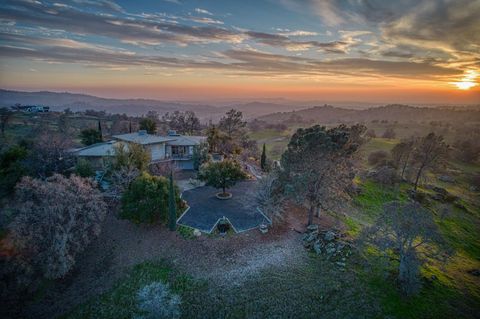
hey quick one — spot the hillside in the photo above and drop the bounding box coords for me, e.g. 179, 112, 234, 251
259, 104, 480, 124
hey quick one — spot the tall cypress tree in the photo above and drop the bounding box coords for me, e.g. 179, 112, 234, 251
168, 171, 177, 231
260, 143, 267, 171
129, 121, 132, 133
98, 120, 103, 141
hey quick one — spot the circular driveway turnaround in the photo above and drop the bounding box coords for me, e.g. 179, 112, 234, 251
177, 180, 271, 233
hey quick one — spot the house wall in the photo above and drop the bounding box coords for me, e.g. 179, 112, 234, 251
149, 143, 166, 161
175, 159, 194, 170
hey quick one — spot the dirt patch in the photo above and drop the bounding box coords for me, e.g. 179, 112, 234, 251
23, 206, 312, 318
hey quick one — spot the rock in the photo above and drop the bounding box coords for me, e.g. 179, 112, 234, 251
438, 175, 455, 183
325, 242, 336, 255
324, 231, 336, 242
336, 243, 345, 252
304, 231, 318, 243
467, 269, 480, 277
432, 186, 448, 195
336, 261, 346, 268
307, 224, 319, 232
193, 229, 202, 237
313, 241, 323, 255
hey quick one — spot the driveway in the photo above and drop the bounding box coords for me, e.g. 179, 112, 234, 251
177, 180, 271, 233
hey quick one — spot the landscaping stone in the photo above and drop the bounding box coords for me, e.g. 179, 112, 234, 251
438, 175, 455, 183
193, 229, 202, 237
325, 242, 336, 255
307, 224, 319, 232
313, 241, 323, 255
324, 231, 336, 242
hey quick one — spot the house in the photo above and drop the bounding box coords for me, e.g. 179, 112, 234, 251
10, 104, 50, 112
73, 130, 207, 170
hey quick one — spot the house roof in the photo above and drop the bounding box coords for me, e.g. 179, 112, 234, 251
167, 135, 206, 146
112, 132, 175, 145
73, 141, 118, 157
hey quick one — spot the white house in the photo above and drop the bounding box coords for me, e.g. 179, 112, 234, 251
73, 130, 207, 170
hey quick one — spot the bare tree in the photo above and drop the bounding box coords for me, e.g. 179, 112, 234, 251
162, 110, 201, 135
108, 165, 140, 198
411, 133, 448, 191
281, 124, 365, 225
218, 109, 247, 137
28, 133, 74, 179
255, 171, 284, 222
391, 137, 416, 180
8, 174, 106, 281
359, 201, 449, 296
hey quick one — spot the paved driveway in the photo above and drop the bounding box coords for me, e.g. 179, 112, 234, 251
177, 181, 271, 233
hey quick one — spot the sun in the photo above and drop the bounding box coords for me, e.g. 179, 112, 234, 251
452, 70, 478, 90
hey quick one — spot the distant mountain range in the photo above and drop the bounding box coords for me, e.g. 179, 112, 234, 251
1, 89, 478, 124
0, 89, 308, 121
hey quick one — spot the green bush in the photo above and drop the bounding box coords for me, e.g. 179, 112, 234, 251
75, 159, 95, 177
121, 172, 181, 224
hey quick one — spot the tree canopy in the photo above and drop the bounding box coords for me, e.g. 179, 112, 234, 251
198, 160, 247, 195
139, 118, 157, 134
162, 110, 201, 135
80, 128, 103, 146
281, 124, 365, 225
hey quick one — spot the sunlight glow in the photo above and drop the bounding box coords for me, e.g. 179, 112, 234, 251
452, 70, 478, 90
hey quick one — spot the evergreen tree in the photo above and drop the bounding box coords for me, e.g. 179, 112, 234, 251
260, 143, 267, 171
98, 120, 103, 139
168, 171, 177, 231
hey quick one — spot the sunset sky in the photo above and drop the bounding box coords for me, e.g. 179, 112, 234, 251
0, 0, 479, 103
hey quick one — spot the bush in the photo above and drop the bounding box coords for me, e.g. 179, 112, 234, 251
121, 172, 182, 224
80, 128, 102, 146
369, 166, 398, 185
382, 127, 396, 139
368, 150, 389, 167
136, 282, 181, 319
0, 145, 28, 198
75, 159, 95, 177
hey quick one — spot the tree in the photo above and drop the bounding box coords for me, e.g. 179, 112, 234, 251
98, 120, 103, 138
281, 124, 365, 225
391, 138, 415, 180
382, 127, 396, 139
80, 128, 103, 145
198, 160, 247, 196
0, 145, 29, 198
206, 125, 221, 153
192, 141, 209, 170
360, 201, 448, 296
411, 133, 448, 191
121, 172, 181, 224
168, 172, 177, 231
140, 118, 157, 134
114, 142, 151, 171
162, 110, 201, 135
0, 107, 12, 136
255, 171, 284, 222
218, 109, 246, 137
108, 165, 140, 198
28, 133, 74, 179
8, 174, 106, 280
260, 144, 267, 171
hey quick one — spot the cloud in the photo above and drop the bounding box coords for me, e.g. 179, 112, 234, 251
277, 30, 318, 36
194, 8, 213, 16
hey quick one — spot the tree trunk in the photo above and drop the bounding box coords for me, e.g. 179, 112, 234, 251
413, 165, 424, 191
307, 205, 314, 226
222, 185, 226, 195
315, 205, 321, 218
400, 154, 409, 180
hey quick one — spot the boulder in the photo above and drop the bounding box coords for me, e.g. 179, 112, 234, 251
313, 241, 323, 255
193, 229, 202, 237
325, 242, 336, 255
438, 175, 455, 183
324, 231, 336, 242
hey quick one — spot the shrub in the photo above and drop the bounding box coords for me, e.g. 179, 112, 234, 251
80, 128, 102, 146
368, 150, 389, 167
75, 159, 95, 177
121, 172, 182, 224
369, 166, 398, 185
136, 282, 181, 319
382, 127, 396, 139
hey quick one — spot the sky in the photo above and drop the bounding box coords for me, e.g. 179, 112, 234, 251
0, 0, 479, 104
